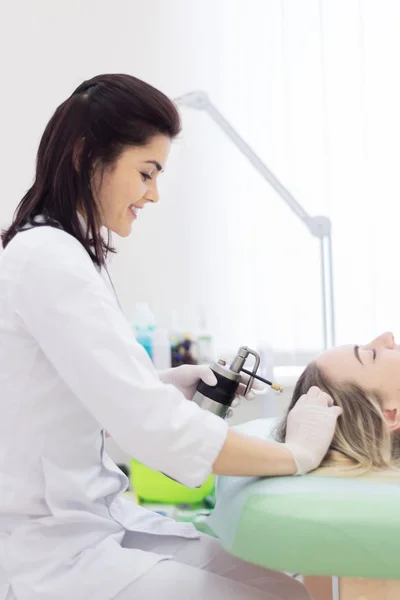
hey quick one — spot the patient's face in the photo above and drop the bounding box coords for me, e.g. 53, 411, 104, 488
317, 331, 400, 430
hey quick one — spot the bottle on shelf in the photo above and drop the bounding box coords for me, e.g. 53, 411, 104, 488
131, 302, 156, 359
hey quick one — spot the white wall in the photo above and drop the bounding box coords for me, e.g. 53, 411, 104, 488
3, 1, 400, 360
1, 0, 281, 357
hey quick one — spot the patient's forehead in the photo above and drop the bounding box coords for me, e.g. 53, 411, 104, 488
319, 345, 353, 361
316, 345, 359, 380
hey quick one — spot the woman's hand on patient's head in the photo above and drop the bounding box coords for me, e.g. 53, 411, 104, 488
275, 356, 398, 474
283, 386, 342, 475
297, 386, 336, 407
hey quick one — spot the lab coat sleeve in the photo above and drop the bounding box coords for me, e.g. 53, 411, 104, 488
12, 229, 228, 487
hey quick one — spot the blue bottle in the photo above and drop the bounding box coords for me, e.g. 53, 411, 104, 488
132, 302, 156, 359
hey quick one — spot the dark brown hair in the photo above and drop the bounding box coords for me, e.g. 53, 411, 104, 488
1, 74, 181, 265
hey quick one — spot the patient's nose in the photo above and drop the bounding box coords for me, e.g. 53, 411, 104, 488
366, 331, 395, 350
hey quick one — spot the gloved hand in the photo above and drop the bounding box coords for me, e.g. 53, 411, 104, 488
283, 386, 342, 475
158, 364, 264, 402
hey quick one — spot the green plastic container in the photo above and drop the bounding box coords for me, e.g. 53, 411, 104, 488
130, 458, 215, 504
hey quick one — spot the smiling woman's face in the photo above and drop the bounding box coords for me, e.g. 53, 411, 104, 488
317, 331, 400, 430
91, 134, 171, 237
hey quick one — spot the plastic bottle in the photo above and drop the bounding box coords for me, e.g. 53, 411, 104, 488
152, 328, 172, 370
132, 302, 156, 359
169, 309, 183, 349
196, 308, 215, 364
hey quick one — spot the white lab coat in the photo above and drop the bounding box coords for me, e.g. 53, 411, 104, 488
0, 224, 228, 600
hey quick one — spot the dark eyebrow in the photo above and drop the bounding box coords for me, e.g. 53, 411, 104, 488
354, 345, 363, 365
144, 160, 163, 172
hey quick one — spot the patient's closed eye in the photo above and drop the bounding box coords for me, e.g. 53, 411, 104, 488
364, 347, 376, 361
354, 345, 376, 364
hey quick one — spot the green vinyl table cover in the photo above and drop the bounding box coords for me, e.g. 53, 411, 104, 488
207, 418, 400, 580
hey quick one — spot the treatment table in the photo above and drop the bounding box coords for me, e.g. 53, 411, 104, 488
207, 419, 400, 600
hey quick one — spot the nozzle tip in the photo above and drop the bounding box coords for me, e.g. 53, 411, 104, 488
272, 383, 284, 393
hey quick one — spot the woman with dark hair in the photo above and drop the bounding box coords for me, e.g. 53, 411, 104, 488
0, 74, 340, 600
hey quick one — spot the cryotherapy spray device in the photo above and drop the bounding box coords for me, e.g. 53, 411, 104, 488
192, 346, 283, 419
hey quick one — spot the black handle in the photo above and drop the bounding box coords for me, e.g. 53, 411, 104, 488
196, 369, 240, 407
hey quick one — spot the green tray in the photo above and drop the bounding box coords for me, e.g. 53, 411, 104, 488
130, 458, 215, 504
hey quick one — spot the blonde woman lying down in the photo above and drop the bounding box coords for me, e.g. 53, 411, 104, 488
274, 331, 400, 479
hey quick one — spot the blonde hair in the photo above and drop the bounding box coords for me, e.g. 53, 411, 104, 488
274, 362, 400, 477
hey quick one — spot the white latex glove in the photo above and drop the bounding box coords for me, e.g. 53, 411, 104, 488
158, 364, 264, 402
283, 386, 342, 475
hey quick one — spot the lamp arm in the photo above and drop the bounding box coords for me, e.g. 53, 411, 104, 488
174, 91, 335, 348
